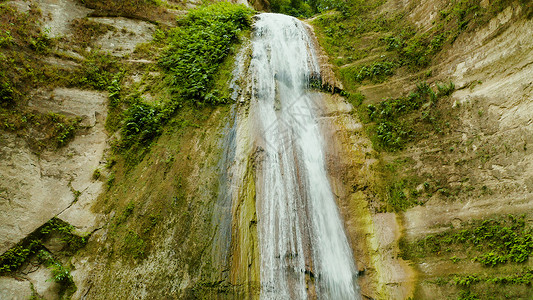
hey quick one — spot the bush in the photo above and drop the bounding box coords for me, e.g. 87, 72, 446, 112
159, 3, 253, 105
365, 82, 452, 151
354, 60, 398, 83
121, 102, 162, 147
77, 52, 121, 90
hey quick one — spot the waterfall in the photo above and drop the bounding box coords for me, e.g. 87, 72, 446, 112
235, 13, 362, 299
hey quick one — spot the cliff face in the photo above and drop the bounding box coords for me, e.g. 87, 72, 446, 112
1, 0, 532, 299
312, 0, 533, 299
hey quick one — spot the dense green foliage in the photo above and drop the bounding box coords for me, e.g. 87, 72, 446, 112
365, 81, 454, 151
160, 3, 253, 104
401, 215, 533, 266
0, 218, 87, 274
76, 52, 122, 91
270, 0, 313, 18
352, 60, 399, 83
119, 3, 253, 153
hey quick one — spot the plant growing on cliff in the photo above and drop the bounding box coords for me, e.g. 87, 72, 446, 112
365, 81, 454, 151
159, 2, 253, 105
119, 3, 253, 154
0, 218, 87, 274
401, 215, 533, 266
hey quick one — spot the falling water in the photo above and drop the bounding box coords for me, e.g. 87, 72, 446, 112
243, 13, 361, 299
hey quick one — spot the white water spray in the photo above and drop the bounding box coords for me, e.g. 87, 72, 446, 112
241, 13, 361, 299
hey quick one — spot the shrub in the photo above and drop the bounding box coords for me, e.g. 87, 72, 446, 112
77, 52, 121, 90
436, 81, 455, 97
121, 102, 162, 147
365, 82, 452, 151
354, 60, 398, 83
0, 30, 14, 47
159, 2, 253, 105
29, 31, 52, 53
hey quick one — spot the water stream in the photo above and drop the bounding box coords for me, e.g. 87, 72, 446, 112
245, 13, 361, 299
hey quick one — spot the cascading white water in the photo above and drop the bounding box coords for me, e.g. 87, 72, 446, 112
246, 13, 362, 299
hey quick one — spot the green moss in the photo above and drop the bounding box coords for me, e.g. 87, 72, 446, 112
114, 201, 135, 226
123, 230, 145, 259
383, 0, 530, 68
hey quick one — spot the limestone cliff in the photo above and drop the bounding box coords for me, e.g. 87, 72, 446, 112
1, 0, 532, 299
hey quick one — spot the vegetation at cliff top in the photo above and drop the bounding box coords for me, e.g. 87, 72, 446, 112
312, 0, 532, 89
119, 3, 253, 156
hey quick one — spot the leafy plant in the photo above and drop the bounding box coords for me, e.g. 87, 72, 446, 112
76, 52, 121, 90
0, 30, 14, 47
37, 250, 74, 287
365, 82, 448, 151
436, 81, 456, 97
0, 75, 15, 107
0, 245, 32, 273
29, 30, 52, 53
402, 215, 533, 267
353, 60, 398, 83
46, 113, 81, 147
107, 75, 122, 107
159, 2, 253, 105
0, 218, 87, 274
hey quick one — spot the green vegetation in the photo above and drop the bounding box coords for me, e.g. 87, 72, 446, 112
312, 3, 399, 65
402, 215, 533, 299
401, 215, 533, 266
352, 60, 399, 83
114, 201, 135, 226
371, 157, 426, 212
0, 4, 85, 149
1, 110, 82, 150
70, 18, 113, 48
312, 0, 532, 96
123, 230, 145, 259
384, 0, 531, 68
453, 270, 533, 287
37, 250, 73, 285
75, 52, 122, 90
160, 3, 253, 104
0, 218, 88, 274
365, 81, 454, 151
116, 3, 253, 158
270, 0, 313, 18
0, 4, 44, 106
